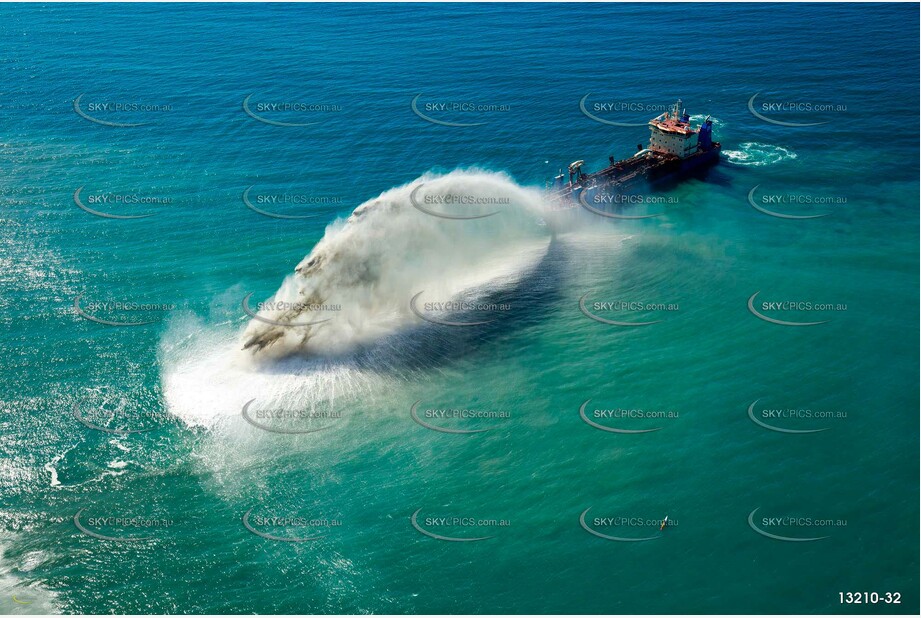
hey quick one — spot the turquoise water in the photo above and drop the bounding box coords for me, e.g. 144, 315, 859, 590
1, 3, 918, 614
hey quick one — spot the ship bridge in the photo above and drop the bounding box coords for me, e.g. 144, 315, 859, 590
648, 99, 700, 159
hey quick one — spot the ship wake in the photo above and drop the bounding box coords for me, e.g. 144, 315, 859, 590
723, 142, 797, 166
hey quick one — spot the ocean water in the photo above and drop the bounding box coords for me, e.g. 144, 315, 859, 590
0, 3, 918, 614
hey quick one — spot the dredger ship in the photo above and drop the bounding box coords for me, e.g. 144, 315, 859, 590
549, 99, 720, 203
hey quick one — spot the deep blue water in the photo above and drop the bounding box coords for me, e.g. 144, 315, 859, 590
0, 3, 918, 614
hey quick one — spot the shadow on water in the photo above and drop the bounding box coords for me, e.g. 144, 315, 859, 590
685, 163, 733, 189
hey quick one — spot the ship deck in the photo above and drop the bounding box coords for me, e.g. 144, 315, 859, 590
548, 150, 679, 201
547, 143, 720, 204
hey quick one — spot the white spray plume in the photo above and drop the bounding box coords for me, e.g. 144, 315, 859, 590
240, 169, 552, 361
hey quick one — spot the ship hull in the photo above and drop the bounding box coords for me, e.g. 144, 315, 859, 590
549, 143, 722, 205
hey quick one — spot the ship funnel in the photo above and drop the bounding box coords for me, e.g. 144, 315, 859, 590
698, 115, 714, 149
